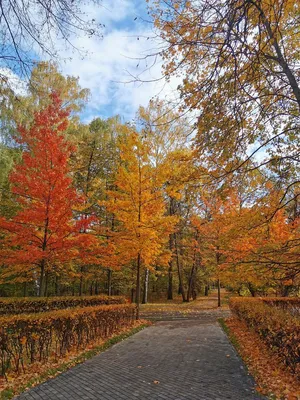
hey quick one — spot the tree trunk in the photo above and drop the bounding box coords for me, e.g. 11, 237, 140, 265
55, 275, 60, 296
95, 280, 99, 295
178, 284, 182, 295
135, 253, 141, 320
248, 282, 256, 297
167, 265, 173, 300
167, 235, 174, 300
204, 285, 209, 297
142, 268, 149, 304
79, 266, 84, 296
282, 285, 292, 297
187, 249, 199, 302
216, 249, 221, 307
107, 269, 112, 296
131, 288, 135, 303
191, 259, 199, 301
23, 281, 27, 297
174, 233, 187, 302
105, 178, 114, 298
39, 260, 45, 297
187, 269, 195, 302
255, 4, 300, 111
90, 281, 94, 296
44, 271, 49, 297
192, 281, 197, 300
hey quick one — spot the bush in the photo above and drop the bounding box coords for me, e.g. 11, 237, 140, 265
0, 303, 136, 377
229, 297, 300, 378
0, 295, 127, 315
261, 298, 300, 317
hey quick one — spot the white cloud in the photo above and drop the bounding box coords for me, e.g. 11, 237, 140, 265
0, 68, 27, 96
1, 0, 183, 122
88, 0, 132, 24
50, 0, 183, 121
59, 29, 183, 121
247, 142, 268, 163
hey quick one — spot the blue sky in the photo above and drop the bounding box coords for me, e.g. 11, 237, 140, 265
0, 0, 181, 125
0, 0, 268, 164
0, 0, 180, 124
52, 0, 180, 124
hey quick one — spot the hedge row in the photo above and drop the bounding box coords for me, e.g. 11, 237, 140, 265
261, 298, 300, 306
261, 298, 300, 316
0, 303, 135, 377
229, 298, 300, 377
0, 295, 127, 315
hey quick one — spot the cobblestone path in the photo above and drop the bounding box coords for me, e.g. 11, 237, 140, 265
16, 313, 264, 400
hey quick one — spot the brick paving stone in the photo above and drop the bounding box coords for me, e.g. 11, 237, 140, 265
15, 316, 265, 400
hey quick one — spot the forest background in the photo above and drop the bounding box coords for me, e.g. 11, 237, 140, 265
0, 0, 299, 314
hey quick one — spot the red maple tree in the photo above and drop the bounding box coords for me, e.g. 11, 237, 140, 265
0, 93, 95, 296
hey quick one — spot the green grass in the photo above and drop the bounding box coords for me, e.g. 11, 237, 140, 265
0, 323, 149, 400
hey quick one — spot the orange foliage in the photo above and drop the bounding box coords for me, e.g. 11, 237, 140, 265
190, 189, 240, 279
226, 317, 300, 399
0, 295, 127, 315
0, 94, 98, 295
230, 297, 300, 377
0, 303, 135, 378
105, 130, 178, 270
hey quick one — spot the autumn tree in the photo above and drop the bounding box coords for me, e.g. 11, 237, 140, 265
137, 99, 193, 300
191, 188, 242, 305
148, 0, 300, 297
0, 94, 95, 296
71, 116, 122, 295
105, 129, 178, 318
150, 0, 300, 210
168, 196, 202, 302
0, 62, 90, 229
1, 61, 89, 141
225, 190, 300, 296
137, 99, 190, 166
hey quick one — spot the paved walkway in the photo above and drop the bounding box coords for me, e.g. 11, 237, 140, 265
140, 308, 232, 321
16, 314, 263, 400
